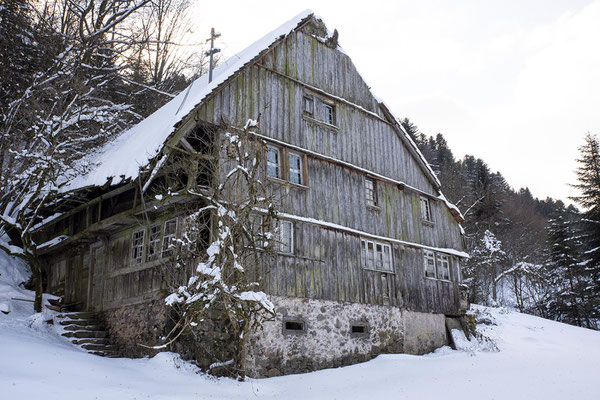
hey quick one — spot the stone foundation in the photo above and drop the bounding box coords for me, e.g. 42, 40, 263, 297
103, 296, 449, 377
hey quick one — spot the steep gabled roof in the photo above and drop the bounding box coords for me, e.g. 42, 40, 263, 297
63, 10, 314, 193
62, 10, 458, 221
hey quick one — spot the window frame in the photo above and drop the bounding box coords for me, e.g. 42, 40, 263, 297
423, 249, 436, 278
288, 151, 303, 185
322, 102, 335, 125
266, 145, 281, 179
420, 196, 432, 222
436, 253, 450, 281
365, 177, 378, 208
279, 220, 294, 254
161, 218, 177, 258
303, 94, 314, 116
361, 239, 393, 272
147, 224, 162, 261
131, 229, 145, 264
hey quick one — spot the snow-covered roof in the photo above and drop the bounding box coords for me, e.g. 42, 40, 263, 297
62, 10, 314, 193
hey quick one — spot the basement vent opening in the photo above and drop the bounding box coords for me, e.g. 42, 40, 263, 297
285, 321, 304, 331
351, 325, 366, 334
350, 321, 369, 337
283, 318, 306, 335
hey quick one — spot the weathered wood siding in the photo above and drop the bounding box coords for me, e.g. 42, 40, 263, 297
201, 27, 465, 314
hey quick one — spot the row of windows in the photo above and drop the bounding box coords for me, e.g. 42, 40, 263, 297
267, 145, 435, 223
360, 239, 393, 272
267, 145, 305, 185
131, 219, 177, 264
283, 317, 368, 337
303, 94, 335, 126
130, 217, 458, 284
423, 250, 451, 280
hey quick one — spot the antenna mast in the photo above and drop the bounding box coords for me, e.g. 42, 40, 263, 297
205, 28, 221, 83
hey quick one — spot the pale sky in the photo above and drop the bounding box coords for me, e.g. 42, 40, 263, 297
189, 0, 600, 203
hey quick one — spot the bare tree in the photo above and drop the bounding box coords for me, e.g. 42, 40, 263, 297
160, 119, 278, 379
0, 0, 150, 312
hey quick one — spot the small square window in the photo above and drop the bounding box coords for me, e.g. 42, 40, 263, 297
350, 321, 369, 337
266, 145, 281, 179
303, 95, 314, 116
365, 178, 378, 207
436, 254, 450, 280
279, 220, 293, 254
289, 152, 303, 185
162, 219, 177, 258
147, 224, 161, 261
420, 197, 432, 222
131, 230, 145, 264
424, 250, 436, 278
322, 103, 334, 125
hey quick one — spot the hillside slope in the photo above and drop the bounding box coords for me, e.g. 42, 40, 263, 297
1, 251, 599, 400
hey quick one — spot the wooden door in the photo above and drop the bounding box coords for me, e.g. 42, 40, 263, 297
88, 243, 106, 311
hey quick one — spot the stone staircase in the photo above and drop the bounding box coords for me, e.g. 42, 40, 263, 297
57, 312, 122, 358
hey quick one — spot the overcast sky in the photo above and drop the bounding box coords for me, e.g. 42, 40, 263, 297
190, 0, 600, 203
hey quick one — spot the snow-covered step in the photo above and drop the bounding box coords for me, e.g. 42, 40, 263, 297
56, 312, 123, 358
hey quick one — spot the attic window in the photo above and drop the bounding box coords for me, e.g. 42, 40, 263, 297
322, 103, 334, 125
303, 95, 314, 116
283, 318, 306, 334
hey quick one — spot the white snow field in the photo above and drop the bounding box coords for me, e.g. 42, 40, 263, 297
1, 250, 599, 400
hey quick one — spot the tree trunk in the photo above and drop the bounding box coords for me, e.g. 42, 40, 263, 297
29, 254, 44, 313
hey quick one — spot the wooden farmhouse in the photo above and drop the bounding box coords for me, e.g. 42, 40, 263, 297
33, 11, 469, 377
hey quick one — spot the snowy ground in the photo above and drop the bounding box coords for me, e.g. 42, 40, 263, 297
1, 251, 599, 400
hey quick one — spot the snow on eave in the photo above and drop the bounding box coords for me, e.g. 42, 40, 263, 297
61, 10, 315, 194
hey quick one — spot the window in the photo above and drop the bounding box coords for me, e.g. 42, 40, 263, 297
147, 224, 161, 261
288, 152, 303, 185
361, 239, 393, 271
457, 259, 462, 283
131, 230, 145, 264
279, 220, 293, 254
303, 95, 314, 116
424, 250, 436, 278
266, 146, 281, 179
162, 219, 177, 257
365, 178, 378, 207
420, 197, 432, 222
322, 103, 334, 125
437, 254, 450, 280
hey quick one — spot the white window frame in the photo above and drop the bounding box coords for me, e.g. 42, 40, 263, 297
457, 259, 462, 283
420, 197, 432, 222
131, 229, 145, 264
436, 253, 450, 280
266, 145, 281, 179
162, 218, 177, 258
365, 177, 378, 207
322, 103, 334, 125
279, 220, 293, 254
147, 224, 161, 261
288, 151, 303, 185
361, 239, 393, 272
424, 250, 436, 278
